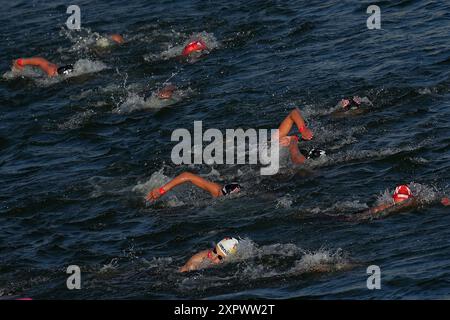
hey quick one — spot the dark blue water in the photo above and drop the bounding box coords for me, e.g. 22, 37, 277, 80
1, 0, 449, 299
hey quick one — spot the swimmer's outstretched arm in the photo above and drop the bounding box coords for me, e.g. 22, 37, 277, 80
340, 202, 396, 222
336, 197, 448, 222
146, 172, 223, 201
366, 203, 393, 215
354, 198, 418, 221
13, 57, 58, 77
368, 196, 449, 215
278, 108, 313, 140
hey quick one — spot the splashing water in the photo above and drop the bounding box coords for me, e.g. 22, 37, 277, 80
112, 86, 193, 114
133, 168, 186, 207
60, 27, 122, 53
375, 182, 441, 207
143, 31, 219, 62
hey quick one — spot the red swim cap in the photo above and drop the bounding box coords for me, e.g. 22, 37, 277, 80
182, 40, 208, 57
16, 58, 24, 67
393, 185, 412, 203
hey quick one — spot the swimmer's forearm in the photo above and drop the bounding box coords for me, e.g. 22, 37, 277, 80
289, 141, 305, 164
292, 108, 307, 130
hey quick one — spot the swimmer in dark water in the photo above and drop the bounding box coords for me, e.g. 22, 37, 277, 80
12, 57, 73, 77
331, 96, 373, 117
345, 185, 449, 221
156, 84, 177, 100
181, 39, 209, 57
145, 172, 241, 201
95, 33, 125, 48
179, 237, 239, 272
275, 108, 314, 165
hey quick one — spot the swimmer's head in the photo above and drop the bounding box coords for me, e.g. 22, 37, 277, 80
182, 39, 208, 57
300, 148, 326, 160
96, 38, 111, 48
222, 183, 242, 196
216, 237, 239, 259
16, 58, 24, 67
57, 65, 74, 76
110, 34, 124, 44
393, 185, 412, 204
157, 84, 176, 99
340, 96, 362, 110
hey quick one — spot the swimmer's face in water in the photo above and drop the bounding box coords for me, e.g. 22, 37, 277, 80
57, 65, 74, 76
340, 96, 362, 110
211, 247, 224, 264
222, 183, 242, 196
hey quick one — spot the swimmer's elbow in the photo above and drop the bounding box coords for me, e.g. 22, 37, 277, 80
211, 189, 222, 197
292, 156, 305, 165
178, 172, 194, 182
178, 266, 188, 273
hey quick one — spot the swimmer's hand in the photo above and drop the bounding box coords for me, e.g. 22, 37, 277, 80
145, 188, 162, 202
441, 197, 450, 206
340, 99, 350, 108
300, 127, 313, 140
279, 136, 292, 147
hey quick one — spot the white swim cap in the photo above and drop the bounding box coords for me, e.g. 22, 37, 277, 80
216, 237, 239, 257
96, 38, 111, 48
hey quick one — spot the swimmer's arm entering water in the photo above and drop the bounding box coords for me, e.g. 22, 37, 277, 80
13, 57, 58, 77
278, 108, 313, 140
349, 198, 417, 221
346, 196, 449, 222
146, 172, 223, 201
288, 136, 306, 164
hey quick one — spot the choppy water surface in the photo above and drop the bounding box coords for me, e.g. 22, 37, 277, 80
1, 0, 449, 299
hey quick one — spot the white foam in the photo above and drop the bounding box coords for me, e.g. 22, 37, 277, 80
112, 86, 192, 114
144, 31, 219, 62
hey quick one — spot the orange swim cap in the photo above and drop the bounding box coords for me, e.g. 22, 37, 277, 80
110, 34, 124, 44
